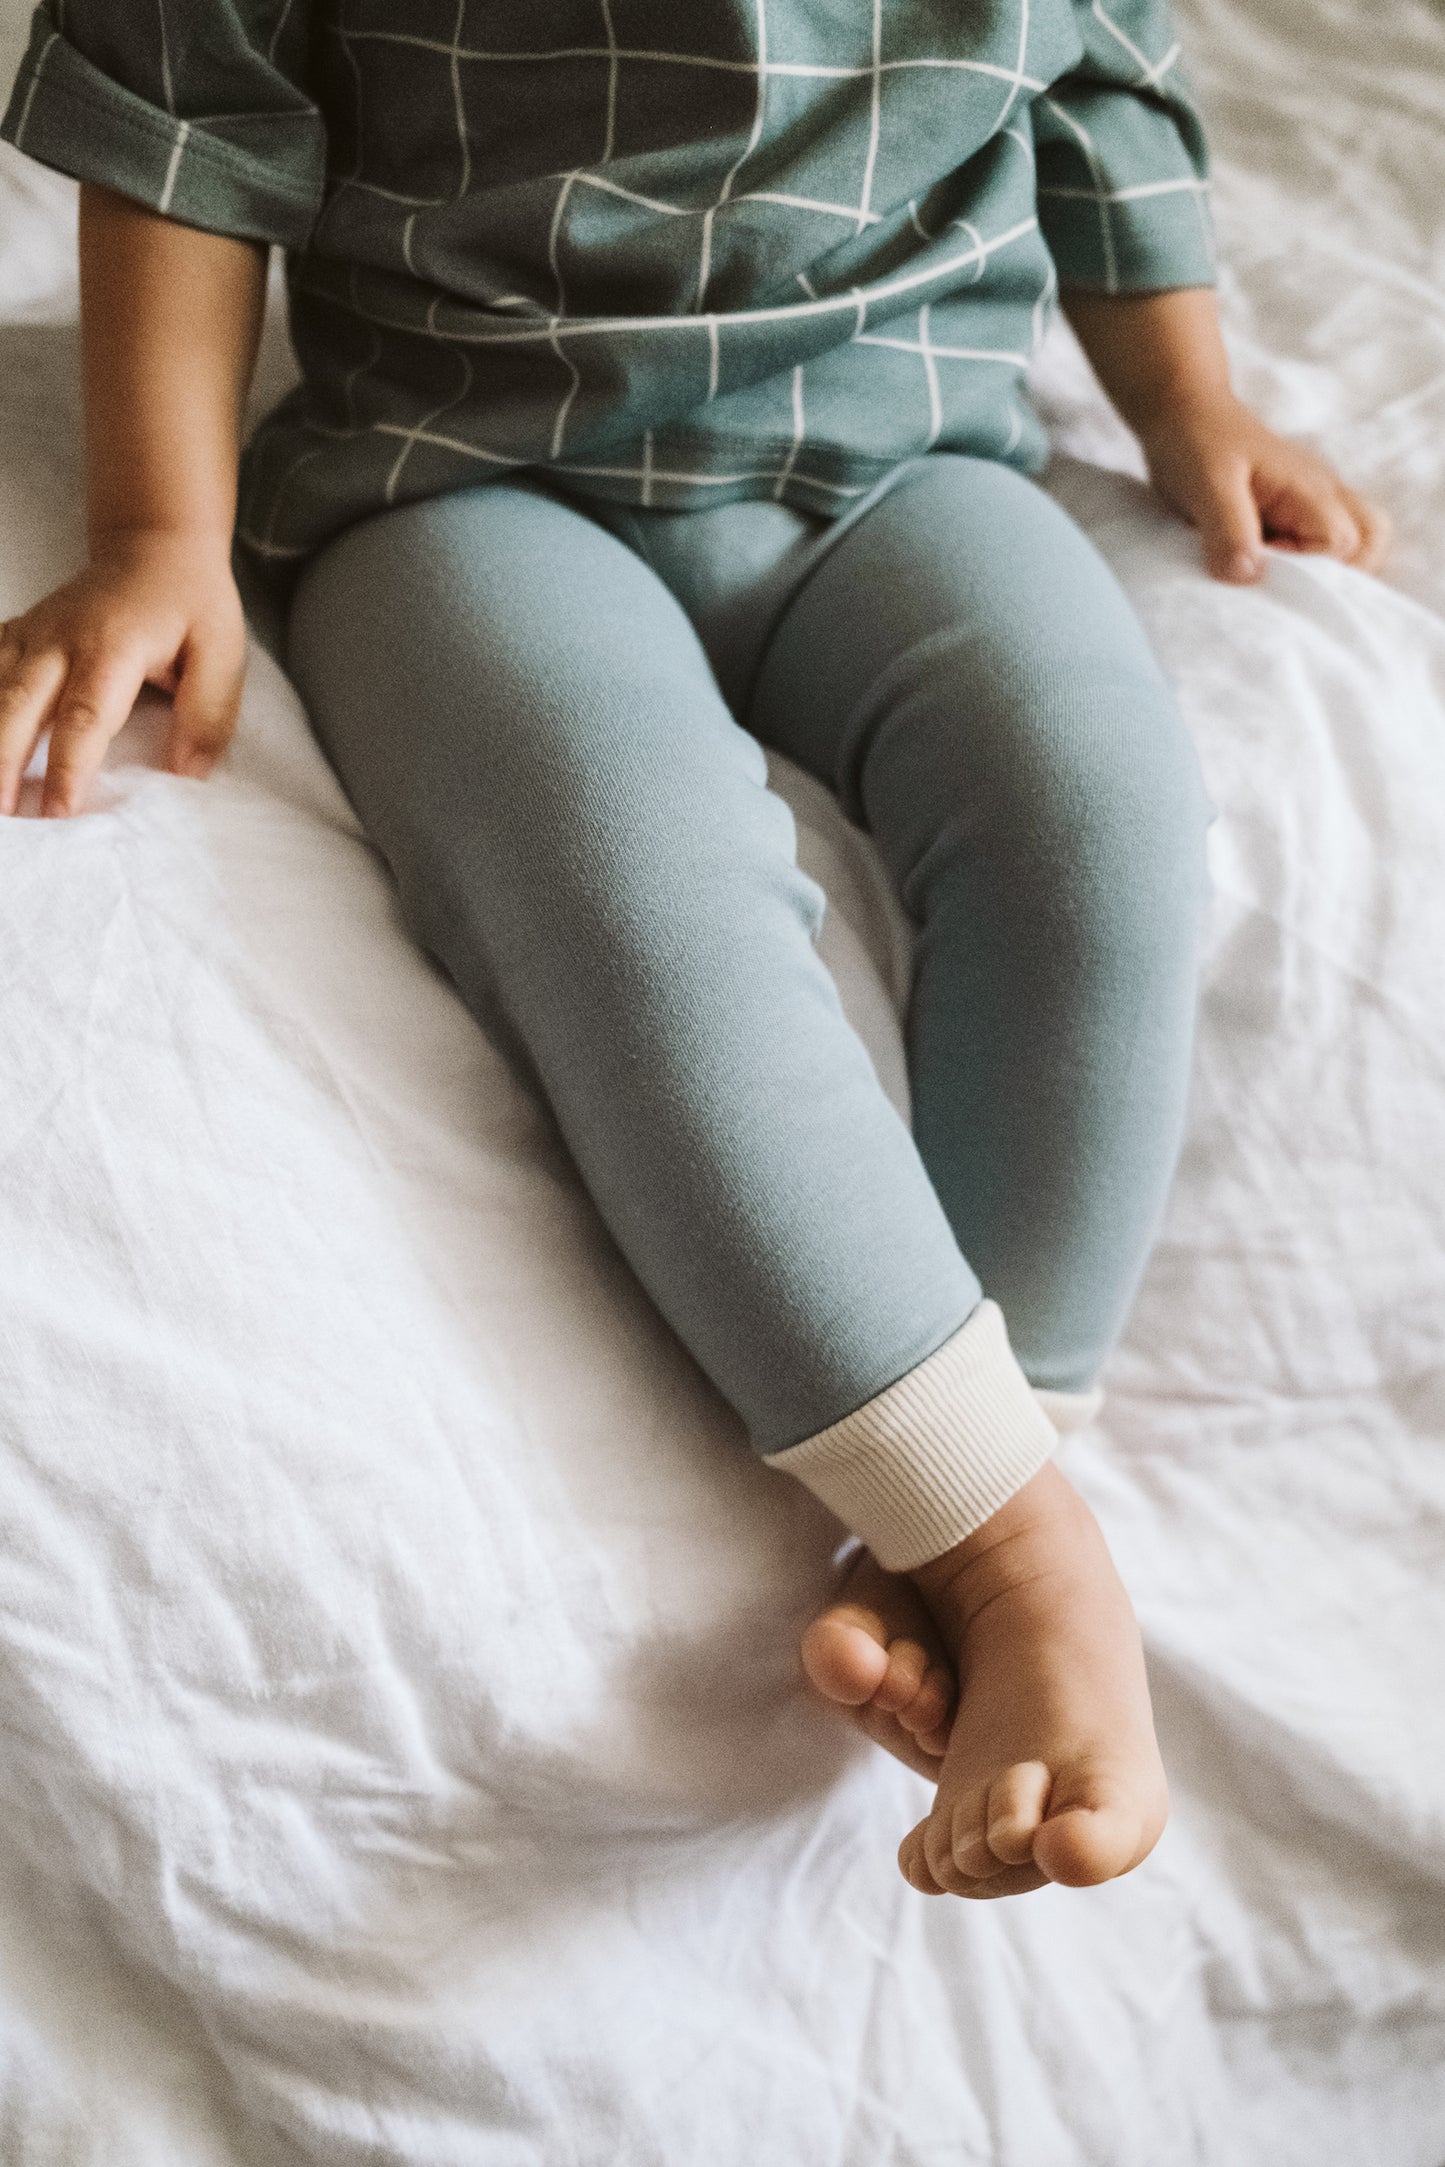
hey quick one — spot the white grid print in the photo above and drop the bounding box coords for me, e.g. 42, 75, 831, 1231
2, 0, 1217, 556
278, 0, 1075, 529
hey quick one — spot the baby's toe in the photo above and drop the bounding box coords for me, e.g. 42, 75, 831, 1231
803, 1552, 956, 1727
1032, 1764, 1167, 1888
898, 1822, 945, 1894
906, 1815, 977, 1896
930, 1782, 1004, 1882
1033, 1803, 1140, 1887
871, 1636, 929, 1715
895, 1661, 954, 1743
908, 1806, 1050, 1901
805, 1554, 958, 1775
934, 1766, 1050, 1884
799, 1606, 891, 1708
983, 1761, 1053, 1866
923, 1792, 997, 1893
954, 1862, 1052, 1901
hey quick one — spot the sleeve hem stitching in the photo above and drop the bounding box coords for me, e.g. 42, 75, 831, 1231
9, 59, 322, 208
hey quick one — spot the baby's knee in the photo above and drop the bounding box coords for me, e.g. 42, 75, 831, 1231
1027, 675, 1212, 980
912, 645, 1211, 982
1053, 665, 1208, 875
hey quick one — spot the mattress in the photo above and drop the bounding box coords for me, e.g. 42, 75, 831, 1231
0, 1, 1442, 2160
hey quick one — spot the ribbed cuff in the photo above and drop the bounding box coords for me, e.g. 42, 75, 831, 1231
1033, 1384, 1103, 1434
763, 1300, 1062, 1571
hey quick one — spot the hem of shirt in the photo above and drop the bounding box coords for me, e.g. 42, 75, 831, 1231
551, 411, 1046, 508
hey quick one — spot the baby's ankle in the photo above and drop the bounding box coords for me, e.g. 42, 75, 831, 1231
908, 1462, 1105, 1634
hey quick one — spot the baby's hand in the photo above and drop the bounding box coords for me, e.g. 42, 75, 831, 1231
0, 530, 245, 817
1137, 392, 1389, 586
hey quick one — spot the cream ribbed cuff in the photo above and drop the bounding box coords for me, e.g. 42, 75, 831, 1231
763, 1299, 1063, 1571
1034, 1384, 1104, 1434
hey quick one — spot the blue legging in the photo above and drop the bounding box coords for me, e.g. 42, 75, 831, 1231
285, 454, 1210, 1455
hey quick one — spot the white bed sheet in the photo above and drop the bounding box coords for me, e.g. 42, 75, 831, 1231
0, 2, 1443, 2160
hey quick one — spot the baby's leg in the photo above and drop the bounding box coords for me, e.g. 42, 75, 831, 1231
753, 455, 1210, 1892
286, 480, 984, 1462
288, 480, 1052, 1794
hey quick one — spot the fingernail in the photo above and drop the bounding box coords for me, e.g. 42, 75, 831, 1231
181, 751, 214, 780
1227, 550, 1262, 584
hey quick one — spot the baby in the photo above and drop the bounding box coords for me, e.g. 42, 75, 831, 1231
0, 1, 1385, 1901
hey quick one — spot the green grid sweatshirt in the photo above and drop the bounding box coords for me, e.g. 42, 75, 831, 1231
2, 0, 1213, 582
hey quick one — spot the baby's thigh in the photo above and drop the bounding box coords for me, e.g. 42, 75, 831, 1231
751, 454, 1208, 890
286, 483, 795, 929
288, 479, 736, 820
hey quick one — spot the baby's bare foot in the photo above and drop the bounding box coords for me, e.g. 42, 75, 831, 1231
898, 1463, 1168, 1899
801, 1547, 956, 1779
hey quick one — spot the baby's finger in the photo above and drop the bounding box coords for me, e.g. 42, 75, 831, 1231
167, 623, 244, 781
1259, 475, 1361, 560
41, 648, 149, 816
1342, 487, 1390, 575
0, 646, 67, 815
1194, 463, 1265, 584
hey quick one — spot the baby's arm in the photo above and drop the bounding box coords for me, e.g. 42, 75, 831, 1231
1064, 285, 1389, 584
0, 184, 266, 817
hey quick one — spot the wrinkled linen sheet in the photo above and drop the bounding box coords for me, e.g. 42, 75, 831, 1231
0, 1, 1443, 2160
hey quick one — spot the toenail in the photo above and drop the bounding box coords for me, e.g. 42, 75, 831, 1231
954, 1834, 998, 1877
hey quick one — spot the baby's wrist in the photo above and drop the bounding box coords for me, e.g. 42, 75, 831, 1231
1129, 378, 1243, 452
88, 516, 232, 545
86, 522, 240, 585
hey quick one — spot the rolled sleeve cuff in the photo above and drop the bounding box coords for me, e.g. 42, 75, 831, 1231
763, 1300, 1062, 1571
1, 21, 326, 248
1037, 81, 1215, 295
1042, 175, 1216, 294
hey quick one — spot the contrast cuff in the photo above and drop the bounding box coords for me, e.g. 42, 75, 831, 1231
763, 1300, 1061, 1572
1, 17, 326, 248
1034, 1385, 1104, 1434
